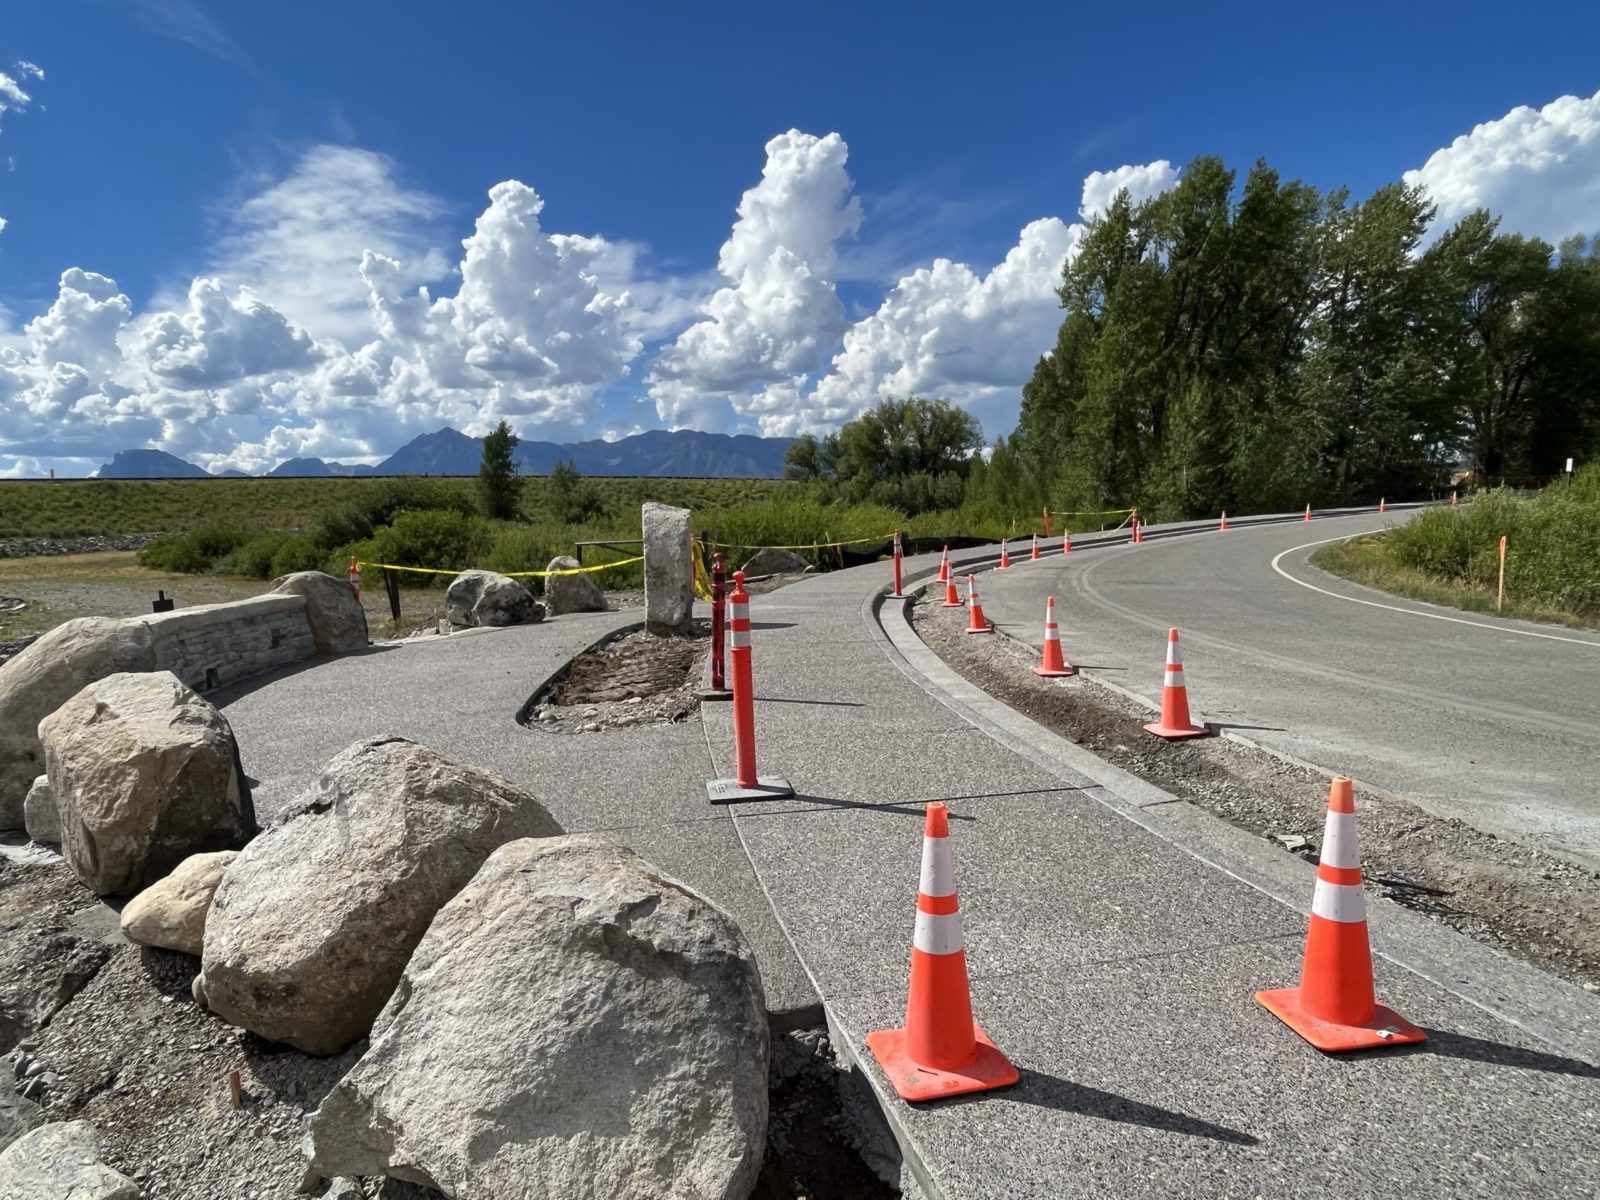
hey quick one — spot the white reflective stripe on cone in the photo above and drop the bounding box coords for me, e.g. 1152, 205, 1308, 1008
730, 629, 752, 648
1163, 669, 1183, 688
731, 603, 749, 622
918, 836, 955, 897
1045, 627, 1060, 640
1311, 878, 1367, 924
1167, 644, 1183, 668
913, 910, 965, 955
1320, 811, 1361, 870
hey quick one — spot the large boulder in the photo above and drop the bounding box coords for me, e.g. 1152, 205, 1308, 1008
642, 502, 693, 636
269, 571, 368, 654
543, 555, 609, 615
0, 616, 157, 828
199, 737, 562, 1055
445, 570, 544, 628
307, 835, 768, 1200
741, 547, 809, 577
0, 1121, 141, 1200
23, 775, 57, 845
40, 671, 254, 897
0, 1074, 44, 1155
120, 850, 237, 956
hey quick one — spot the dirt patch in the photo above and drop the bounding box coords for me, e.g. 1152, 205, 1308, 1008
911, 591, 1600, 991
525, 625, 709, 734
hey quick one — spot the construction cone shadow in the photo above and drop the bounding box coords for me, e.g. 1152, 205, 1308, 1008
1255, 779, 1426, 1052
1143, 628, 1209, 740
867, 803, 1018, 1101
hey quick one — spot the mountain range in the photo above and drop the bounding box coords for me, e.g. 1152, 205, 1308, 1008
93, 427, 796, 480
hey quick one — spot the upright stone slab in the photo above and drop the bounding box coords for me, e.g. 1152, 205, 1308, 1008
642, 502, 693, 636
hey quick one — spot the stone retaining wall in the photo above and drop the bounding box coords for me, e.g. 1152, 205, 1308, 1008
142, 595, 316, 692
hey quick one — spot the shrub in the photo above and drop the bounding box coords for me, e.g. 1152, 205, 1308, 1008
220, 533, 293, 579
137, 524, 251, 574
269, 535, 325, 578
364, 509, 493, 577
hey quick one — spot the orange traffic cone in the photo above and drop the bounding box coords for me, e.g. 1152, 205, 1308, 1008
1303, 504, 1312, 522
1030, 534, 1040, 562
998, 539, 1011, 570
867, 803, 1018, 1101
1131, 517, 1143, 544
1378, 498, 1386, 514
938, 545, 950, 583
1219, 510, 1228, 531
1256, 779, 1426, 1052
1143, 628, 1209, 740
1063, 531, 1072, 554
965, 575, 992, 634
1033, 596, 1075, 677
941, 575, 962, 608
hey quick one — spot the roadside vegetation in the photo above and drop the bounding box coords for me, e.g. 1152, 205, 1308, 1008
1312, 467, 1600, 627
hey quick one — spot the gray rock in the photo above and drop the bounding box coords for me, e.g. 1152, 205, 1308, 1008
0, 616, 158, 828
0, 1072, 44, 1155
643, 502, 693, 636
269, 571, 369, 654
23, 775, 57, 845
0, 1120, 142, 1199
543, 555, 609, 615
444, 570, 545, 628
41, 671, 254, 897
308, 834, 768, 1200
200, 737, 562, 1055
740, 547, 809, 577
120, 851, 238, 956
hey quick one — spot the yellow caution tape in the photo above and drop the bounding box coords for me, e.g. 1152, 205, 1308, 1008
691, 538, 713, 601
357, 555, 644, 579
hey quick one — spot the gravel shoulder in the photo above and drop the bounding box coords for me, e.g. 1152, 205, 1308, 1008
911, 589, 1600, 991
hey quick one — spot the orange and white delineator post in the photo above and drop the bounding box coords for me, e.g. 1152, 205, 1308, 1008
1063, 531, 1072, 554
964, 575, 992, 635
1033, 596, 1075, 677
1030, 534, 1040, 562
1255, 778, 1426, 1052
937, 545, 951, 583
1132, 515, 1144, 544
348, 556, 361, 601
705, 571, 794, 804
890, 530, 903, 599
867, 803, 1018, 1101
1143, 628, 1209, 740
998, 539, 1011, 570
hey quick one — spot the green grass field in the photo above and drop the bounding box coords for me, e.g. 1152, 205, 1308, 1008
0, 475, 794, 539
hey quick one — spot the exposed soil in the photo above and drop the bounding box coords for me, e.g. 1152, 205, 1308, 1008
911, 590, 1600, 991
525, 625, 710, 733
1, 855, 896, 1198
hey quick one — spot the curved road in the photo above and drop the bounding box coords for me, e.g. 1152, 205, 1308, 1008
975, 511, 1600, 870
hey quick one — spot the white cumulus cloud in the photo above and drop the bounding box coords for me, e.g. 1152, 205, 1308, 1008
649, 130, 863, 431
0, 60, 44, 235
1405, 90, 1600, 245
788, 161, 1181, 439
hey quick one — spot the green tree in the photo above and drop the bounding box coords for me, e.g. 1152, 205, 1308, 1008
477, 420, 522, 520
548, 457, 606, 524
782, 433, 838, 481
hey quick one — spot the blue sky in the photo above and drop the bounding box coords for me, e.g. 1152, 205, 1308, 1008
2, 0, 1598, 475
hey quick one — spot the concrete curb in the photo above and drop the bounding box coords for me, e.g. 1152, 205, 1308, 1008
866, 554, 1598, 1066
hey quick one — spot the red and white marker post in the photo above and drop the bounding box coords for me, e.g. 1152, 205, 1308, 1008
706, 570, 794, 803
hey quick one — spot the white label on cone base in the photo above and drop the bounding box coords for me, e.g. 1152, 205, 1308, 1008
1311, 879, 1367, 924
918, 837, 955, 897
913, 910, 965, 955
1320, 811, 1361, 870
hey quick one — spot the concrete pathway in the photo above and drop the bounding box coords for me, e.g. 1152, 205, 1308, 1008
219, 526, 1600, 1198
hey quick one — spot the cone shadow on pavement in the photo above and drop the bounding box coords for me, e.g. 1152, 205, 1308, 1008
940, 1068, 1260, 1145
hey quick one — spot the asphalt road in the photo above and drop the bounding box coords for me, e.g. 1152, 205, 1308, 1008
975, 511, 1600, 871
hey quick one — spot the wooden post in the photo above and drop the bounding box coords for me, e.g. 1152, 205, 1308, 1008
1497, 536, 1507, 612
